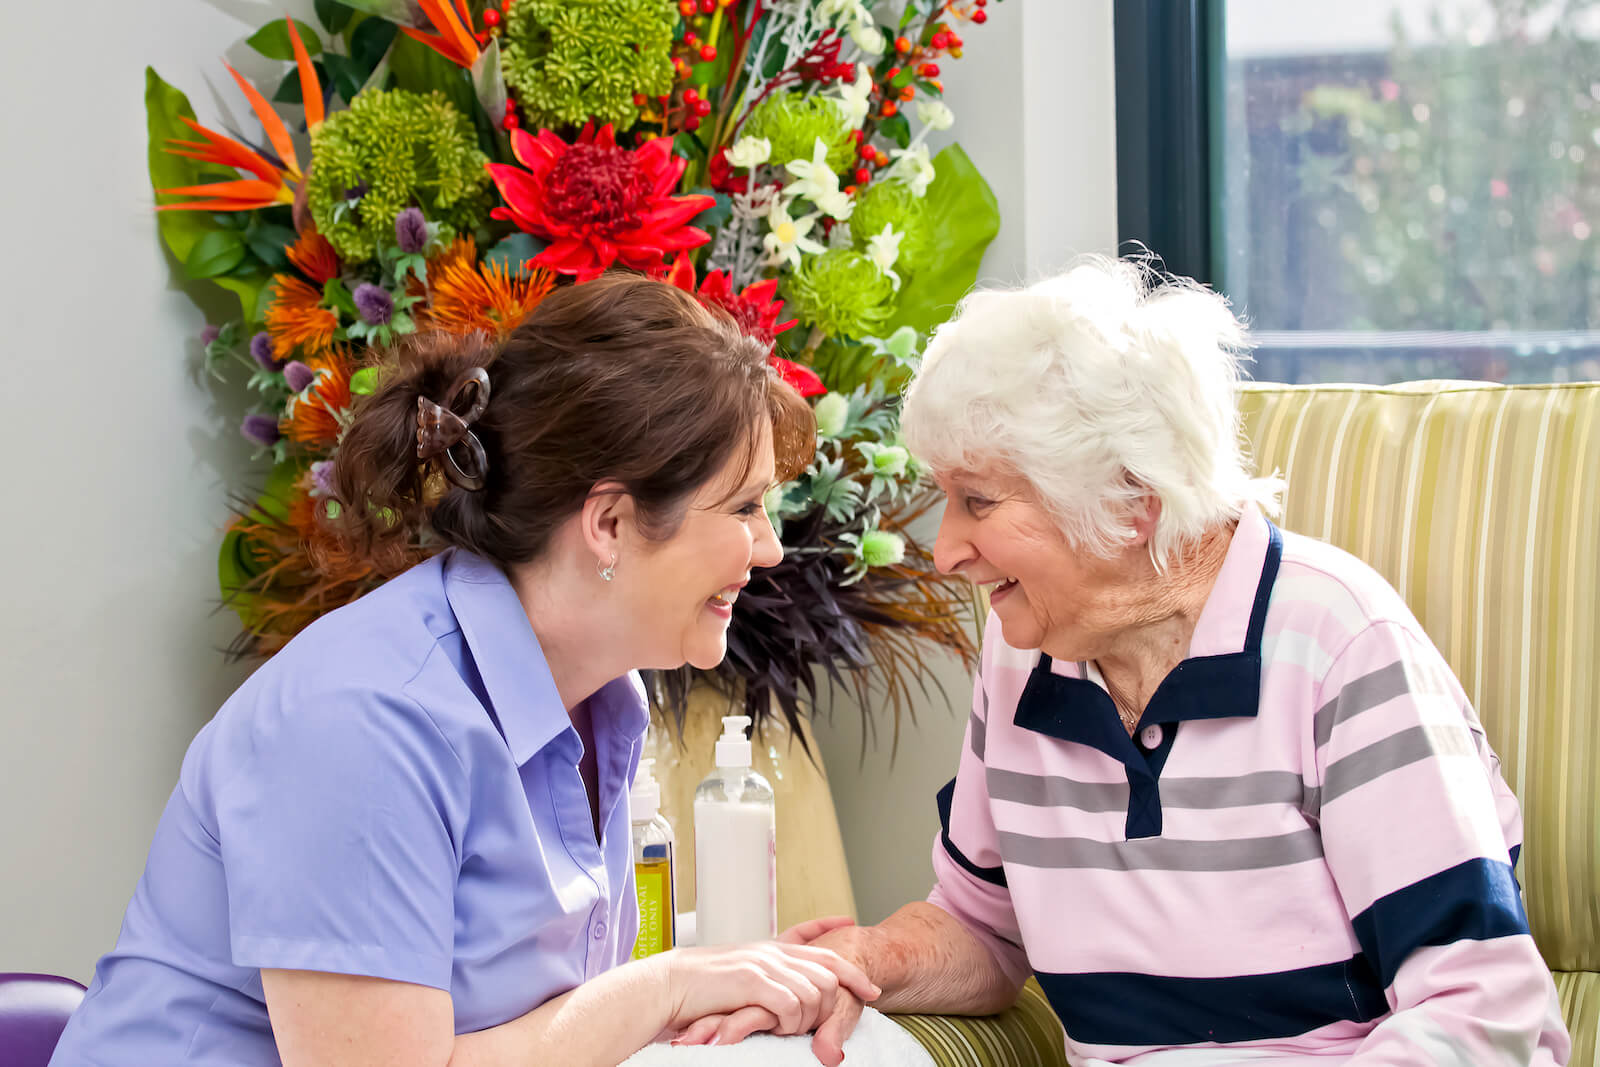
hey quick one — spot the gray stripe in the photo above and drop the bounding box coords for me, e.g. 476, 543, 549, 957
969, 709, 986, 761
997, 828, 1324, 872
987, 767, 1313, 814
1322, 723, 1476, 805
1313, 661, 1411, 748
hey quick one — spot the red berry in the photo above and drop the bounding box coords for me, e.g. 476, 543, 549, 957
678, 0, 695, 14
698, 0, 715, 11
851, 129, 864, 143
501, 114, 520, 129
844, 184, 857, 195
694, 98, 712, 116
975, 0, 988, 6
684, 31, 699, 46
684, 116, 702, 131
920, 62, 940, 77
881, 100, 898, 117
475, 31, 489, 44
931, 78, 944, 91
898, 85, 915, 101
683, 86, 701, 103
482, 7, 501, 26
972, 9, 987, 22
633, 92, 648, 107
931, 31, 949, 49
874, 149, 888, 166
699, 43, 717, 61
885, 66, 901, 81
950, 33, 964, 47
855, 167, 871, 184
858, 143, 876, 160
894, 35, 911, 53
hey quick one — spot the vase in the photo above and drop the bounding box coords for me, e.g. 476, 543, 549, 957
649, 685, 857, 935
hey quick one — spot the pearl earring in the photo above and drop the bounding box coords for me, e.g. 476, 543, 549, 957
598, 554, 616, 582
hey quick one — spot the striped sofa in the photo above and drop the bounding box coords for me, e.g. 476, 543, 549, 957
887, 379, 1599, 1066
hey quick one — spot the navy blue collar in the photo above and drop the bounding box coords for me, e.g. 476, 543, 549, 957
1013, 521, 1283, 776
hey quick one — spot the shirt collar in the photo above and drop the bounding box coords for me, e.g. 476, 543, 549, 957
441, 549, 649, 765
1014, 508, 1282, 751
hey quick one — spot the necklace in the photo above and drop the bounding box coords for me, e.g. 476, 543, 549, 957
1096, 663, 1142, 735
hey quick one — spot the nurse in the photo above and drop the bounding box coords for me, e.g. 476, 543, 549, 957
51, 274, 877, 1065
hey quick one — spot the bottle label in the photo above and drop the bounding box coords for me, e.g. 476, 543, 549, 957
631, 852, 675, 960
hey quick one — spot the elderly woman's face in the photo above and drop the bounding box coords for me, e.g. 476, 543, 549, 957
931, 467, 1144, 659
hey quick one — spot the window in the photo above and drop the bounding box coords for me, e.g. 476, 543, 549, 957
1116, 0, 1600, 383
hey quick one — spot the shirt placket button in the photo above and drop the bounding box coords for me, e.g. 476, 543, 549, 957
1140, 724, 1164, 749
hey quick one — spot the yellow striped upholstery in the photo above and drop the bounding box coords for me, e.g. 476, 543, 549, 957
1241, 380, 1600, 1054
889, 978, 1067, 1067
1555, 972, 1600, 1067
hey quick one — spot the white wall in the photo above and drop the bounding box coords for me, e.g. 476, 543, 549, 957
810, 0, 1118, 924
0, 0, 1115, 980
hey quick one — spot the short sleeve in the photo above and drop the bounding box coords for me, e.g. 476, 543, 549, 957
216, 686, 466, 990
926, 648, 1030, 984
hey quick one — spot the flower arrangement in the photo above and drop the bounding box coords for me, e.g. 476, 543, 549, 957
147, 0, 1002, 741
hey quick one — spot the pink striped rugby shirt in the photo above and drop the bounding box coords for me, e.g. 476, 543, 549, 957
928, 507, 1570, 1065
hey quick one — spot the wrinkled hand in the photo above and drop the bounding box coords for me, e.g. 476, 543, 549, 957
672, 918, 874, 1066
663, 918, 878, 1052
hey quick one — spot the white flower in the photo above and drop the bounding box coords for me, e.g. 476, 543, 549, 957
726, 135, 772, 169
848, 21, 886, 54
832, 64, 875, 126
784, 137, 854, 221
865, 224, 904, 289
886, 143, 937, 197
761, 195, 825, 270
916, 99, 955, 132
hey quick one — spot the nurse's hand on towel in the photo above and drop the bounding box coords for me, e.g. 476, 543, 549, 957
671, 917, 869, 1065
663, 916, 880, 1047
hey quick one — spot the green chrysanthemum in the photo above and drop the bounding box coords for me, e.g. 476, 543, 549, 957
502, 0, 676, 130
784, 249, 897, 340
307, 89, 491, 263
743, 92, 855, 174
851, 180, 932, 271
860, 528, 906, 568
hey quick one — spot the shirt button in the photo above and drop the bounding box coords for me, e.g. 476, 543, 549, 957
593, 923, 607, 940
1140, 724, 1164, 749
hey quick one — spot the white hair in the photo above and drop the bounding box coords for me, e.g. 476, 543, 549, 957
900, 255, 1283, 568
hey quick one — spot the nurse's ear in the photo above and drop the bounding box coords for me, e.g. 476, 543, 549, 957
579, 480, 637, 580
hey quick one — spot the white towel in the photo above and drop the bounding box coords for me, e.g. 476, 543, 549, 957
620, 1007, 935, 1067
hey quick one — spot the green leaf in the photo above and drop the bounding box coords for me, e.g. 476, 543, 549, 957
319, 52, 366, 104
686, 188, 733, 230
327, 0, 411, 18
350, 16, 399, 79
878, 114, 911, 148
247, 19, 323, 61
186, 230, 248, 279
471, 37, 506, 125
349, 366, 382, 395
323, 278, 360, 318
146, 67, 223, 265
314, 0, 356, 34
485, 233, 548, 274
388, 33, 475, 117
244, 217, 297, 270
219, 459, 306, 615
915, 79, 942, 97
216, 273, 272, 323
890, 68, 916, 89
881, 144, 999, 337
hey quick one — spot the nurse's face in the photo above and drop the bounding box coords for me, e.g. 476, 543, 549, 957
629, 421, 784, 671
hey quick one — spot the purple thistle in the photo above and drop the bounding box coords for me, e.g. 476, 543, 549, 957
309, 459, 337, 498
353, 283, 394, 326
199, 323, 221, 347
240, 414, 281, 447
283, 360, 316, 394
250, 331, 281, 370
395, 207, 428, 254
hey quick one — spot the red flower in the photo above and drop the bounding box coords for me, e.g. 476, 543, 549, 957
656, 255, 822, 397
707, 148, 748, 196
487, 124, 715, 281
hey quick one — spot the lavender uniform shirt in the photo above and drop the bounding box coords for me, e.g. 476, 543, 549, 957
51, 549, 648, 1065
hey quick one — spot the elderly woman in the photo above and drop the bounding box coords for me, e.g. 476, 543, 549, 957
679, 259, 1572, 1066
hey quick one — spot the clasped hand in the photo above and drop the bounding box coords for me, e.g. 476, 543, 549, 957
661, 917, 875, 1066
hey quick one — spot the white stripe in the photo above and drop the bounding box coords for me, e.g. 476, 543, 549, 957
1515, 389, 1560, 802
1320, 393, 1364, 540
1260, 628, 1336, 679
1471, 395, 1512, 757
1397, 390, 1445, 594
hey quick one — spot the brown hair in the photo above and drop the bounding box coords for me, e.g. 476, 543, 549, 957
322, 273, 816, 574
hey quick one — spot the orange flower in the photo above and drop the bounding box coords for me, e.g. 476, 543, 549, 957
280, 347, 356, 448
400, 0, 481, 68
286, 228, 340, 285
157, 19, 322, 213
419, 236, 555, 336
264, 275, 339, 359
